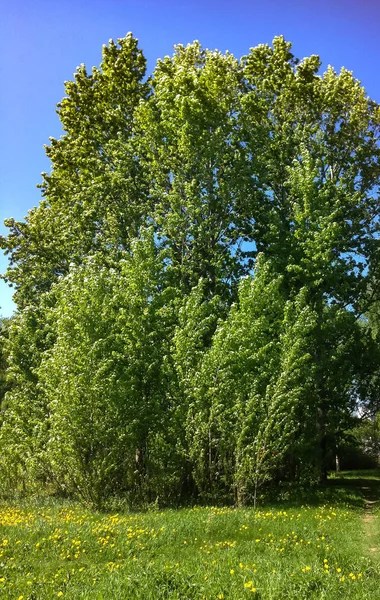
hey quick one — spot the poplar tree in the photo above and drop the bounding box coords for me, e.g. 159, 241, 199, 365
1, 35, 380, 503
1, 34, 149, 308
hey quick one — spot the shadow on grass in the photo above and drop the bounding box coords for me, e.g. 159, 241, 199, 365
260, 469, 380, 510
2, 470, 379, 514
328, 469, 380, 506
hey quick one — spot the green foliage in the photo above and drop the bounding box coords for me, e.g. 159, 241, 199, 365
0, 34, 149, 308
1, 34, 380, 505
0, 317, 11, 409
353, 415, 380, 464
0, 305, 53, 494
182, 259, 318, 503
37, 231, 175, 506
136, 43, 252, 300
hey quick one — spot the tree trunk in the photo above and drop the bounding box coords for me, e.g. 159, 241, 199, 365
335, 453, 340, 473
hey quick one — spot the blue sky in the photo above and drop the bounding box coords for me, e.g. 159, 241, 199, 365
1, 0, 380, 317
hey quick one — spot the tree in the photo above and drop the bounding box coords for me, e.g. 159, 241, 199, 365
0, 305, 53, 493
136, 43, 255, 301
37, 231, 173, 506
1, 34, 149, 309
183, 257, 317, 503
1, 35, 380, 504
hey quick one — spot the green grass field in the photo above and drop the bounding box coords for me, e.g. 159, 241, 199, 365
0, 471, 379, 599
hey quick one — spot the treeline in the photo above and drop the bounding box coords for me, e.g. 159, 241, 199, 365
1, 35, 380, 507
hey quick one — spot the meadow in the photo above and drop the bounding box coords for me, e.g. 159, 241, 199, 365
0, 471, 379, 600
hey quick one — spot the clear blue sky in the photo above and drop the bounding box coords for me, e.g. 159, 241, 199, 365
1, 0, 379, 317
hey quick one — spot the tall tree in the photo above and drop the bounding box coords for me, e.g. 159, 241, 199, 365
136, 42, 255, 301
1, 34, 149, 308
1, 35, 380, 503
36, 231, 173, 506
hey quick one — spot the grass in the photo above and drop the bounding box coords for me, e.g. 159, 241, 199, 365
0, 470, 379, 599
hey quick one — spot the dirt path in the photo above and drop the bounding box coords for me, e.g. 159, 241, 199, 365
361, 486, 379, 554
329, 471, 380, 555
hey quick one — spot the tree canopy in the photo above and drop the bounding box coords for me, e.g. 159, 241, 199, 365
1, 34, 379, 506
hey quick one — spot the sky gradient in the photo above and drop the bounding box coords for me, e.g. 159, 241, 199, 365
1, 0, 380, 317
